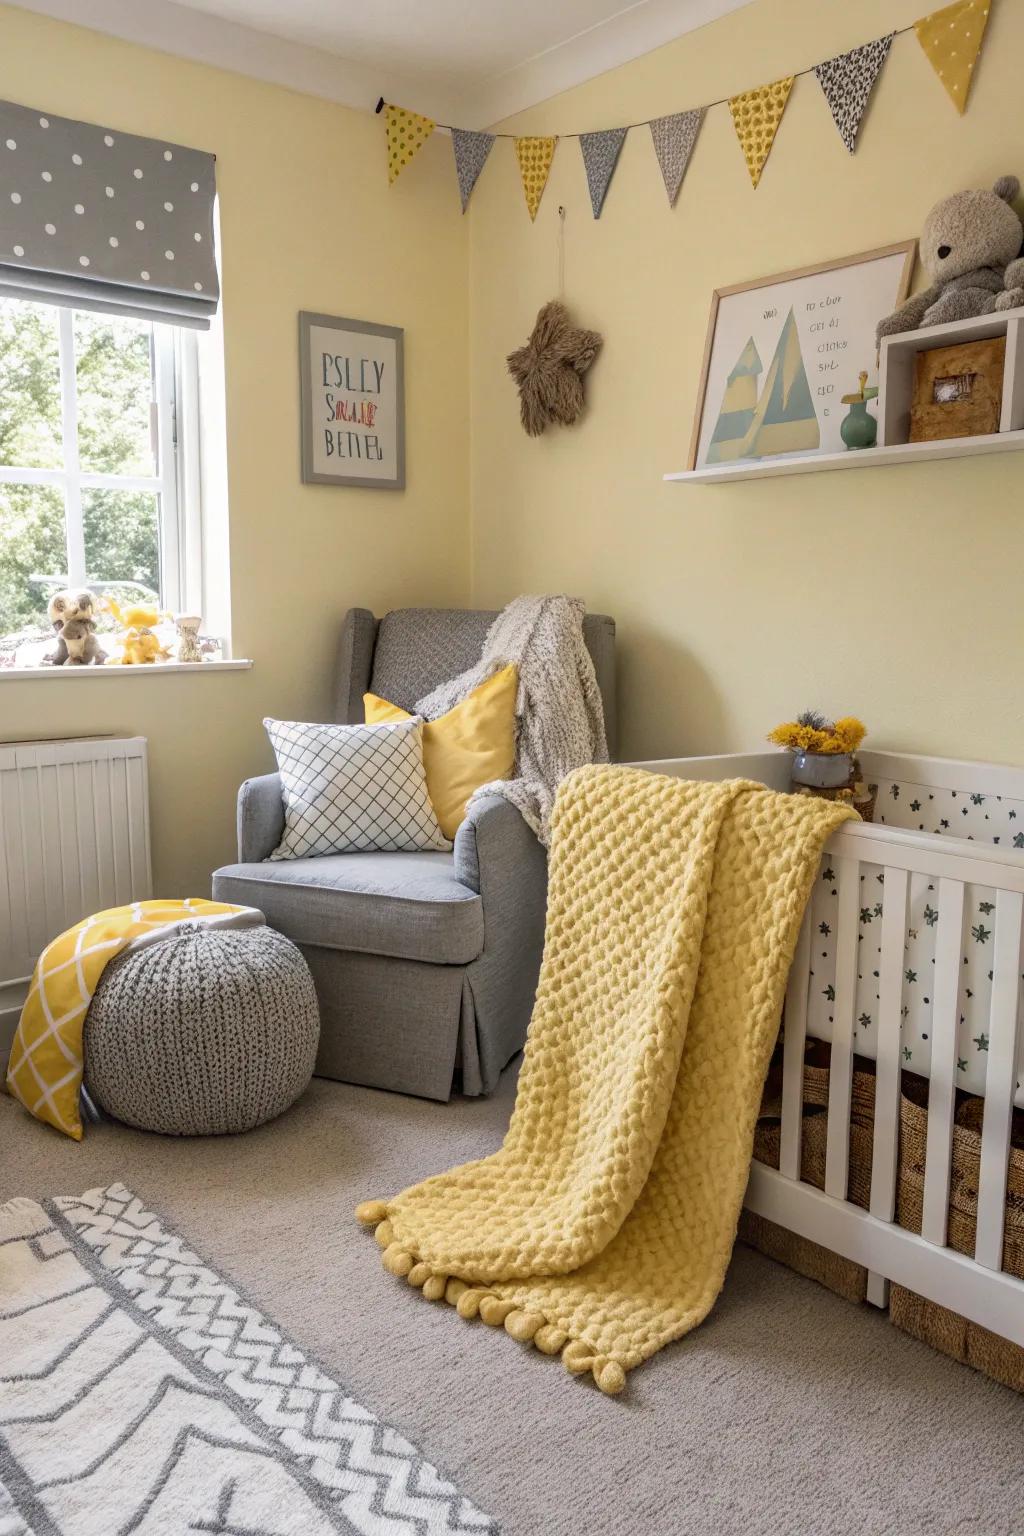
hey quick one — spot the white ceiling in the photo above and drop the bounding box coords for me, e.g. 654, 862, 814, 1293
11, 0, 755, 125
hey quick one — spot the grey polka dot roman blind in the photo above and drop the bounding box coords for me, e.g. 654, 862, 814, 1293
0, 99, 219, 329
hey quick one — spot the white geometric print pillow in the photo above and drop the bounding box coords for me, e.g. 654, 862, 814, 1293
264, 716, 451, 859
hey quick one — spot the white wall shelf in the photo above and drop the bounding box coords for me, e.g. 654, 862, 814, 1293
665, 429, 1024, 484
668, 305, 1024, 486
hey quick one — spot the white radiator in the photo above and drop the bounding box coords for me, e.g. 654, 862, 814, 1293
0, 737, 152, 1037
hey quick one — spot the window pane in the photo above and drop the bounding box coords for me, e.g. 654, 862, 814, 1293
0, 483, 67, 637
75, 311, 156, 477
0, 299, 62, 469
82, 488, 160, 603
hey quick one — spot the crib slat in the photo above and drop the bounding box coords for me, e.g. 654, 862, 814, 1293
870, 866, 910, 1226
825, 857, 859, 1200
921, 878, 966, 1247
975, 890, 1024, 1271
780, 907, 812, 1181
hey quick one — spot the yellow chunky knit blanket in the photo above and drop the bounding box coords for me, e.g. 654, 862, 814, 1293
357, 765, 854, 1394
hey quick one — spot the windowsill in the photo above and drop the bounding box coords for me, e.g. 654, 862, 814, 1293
0, 659, 253, 681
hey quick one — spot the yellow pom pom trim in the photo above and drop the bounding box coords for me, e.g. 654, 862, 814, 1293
594, 1358, 626, 1395
382, 1244, 414, 1278
504, 1309, 545, 1342
479, 1296, 516, 1327
456, 1288, 486, 1319
534, 1325, 568, 1355
422, 1274, 448, 1302
561, 1340, 594, 1375
355, 1200, 389, 1227
374, 1220, 395, 1250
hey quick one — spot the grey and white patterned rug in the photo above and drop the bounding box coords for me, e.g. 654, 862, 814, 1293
0, 1184, 496, 1535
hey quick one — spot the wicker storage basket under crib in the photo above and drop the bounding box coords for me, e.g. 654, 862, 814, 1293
746, 1054, 1024, 1392
891, 1087, 1024, 1392
743, 1058, 874, 1303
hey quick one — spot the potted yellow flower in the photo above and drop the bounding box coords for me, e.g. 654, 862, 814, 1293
768, 711, 869, 809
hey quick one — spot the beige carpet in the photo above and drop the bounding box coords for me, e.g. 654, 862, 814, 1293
3, 1072, 1022, 1536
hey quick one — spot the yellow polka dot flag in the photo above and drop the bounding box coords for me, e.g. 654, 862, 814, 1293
728, 76, 795, 189
915, 0, 991, 115
514, 136, 557, 221
5, 899, 248, 1140
385, 104, 436, 185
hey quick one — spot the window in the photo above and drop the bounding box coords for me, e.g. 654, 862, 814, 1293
0, 296, 203, 665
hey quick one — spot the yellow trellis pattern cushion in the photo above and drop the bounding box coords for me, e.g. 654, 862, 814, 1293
385, 104, 436, 185
729, 77, 795, 189
514, 136, 557, 221
915, 0, 990, 115
5, 898, 247, 1141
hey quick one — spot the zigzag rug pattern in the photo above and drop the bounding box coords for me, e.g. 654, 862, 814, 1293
0, 1183, 495, 1536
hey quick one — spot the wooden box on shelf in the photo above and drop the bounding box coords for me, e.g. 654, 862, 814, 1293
908, 336, 1005, 442
879, 307, 1024, 447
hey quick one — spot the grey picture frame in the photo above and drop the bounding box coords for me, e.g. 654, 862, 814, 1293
299, 311, 405, 490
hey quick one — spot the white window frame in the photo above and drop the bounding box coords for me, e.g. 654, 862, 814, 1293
0, 301, 200, 614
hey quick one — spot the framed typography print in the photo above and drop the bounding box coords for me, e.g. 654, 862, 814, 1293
688, 241, 916, 470
299, 312, 405, 489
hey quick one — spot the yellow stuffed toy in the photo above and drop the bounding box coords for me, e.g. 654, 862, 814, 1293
103, 599, 172, 665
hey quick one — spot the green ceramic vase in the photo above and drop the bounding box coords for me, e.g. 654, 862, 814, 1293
840, 398, 878, 451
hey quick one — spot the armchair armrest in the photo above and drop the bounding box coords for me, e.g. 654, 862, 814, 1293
454, 792, 546, 898
453, 791, 548, 1093
237, 773, 285, 862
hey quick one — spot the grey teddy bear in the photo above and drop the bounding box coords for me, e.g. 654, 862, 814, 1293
877, 176, 1024, 345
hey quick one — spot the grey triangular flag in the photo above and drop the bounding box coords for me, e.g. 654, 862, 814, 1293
813, 34, 894, 154
579, 127, 628, 219
451, 128, 495, 212
648, 108, 704, 207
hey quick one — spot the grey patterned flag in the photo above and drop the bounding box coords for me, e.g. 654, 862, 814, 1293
451, 128, 495, 212
648, 108, 704, 207
579, 127, 628, 219
813, 34, 894, 154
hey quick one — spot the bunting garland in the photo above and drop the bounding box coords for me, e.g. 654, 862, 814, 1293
579, 128, 628, 218
729, 77, 794, 189
377, 0, 996, 211
649, 109, 704, 207
915, 0, 990, 114
814, 34, 894, 152
515, 136, 557, 221
452, 128, 495, 212
384, 104, 435, 185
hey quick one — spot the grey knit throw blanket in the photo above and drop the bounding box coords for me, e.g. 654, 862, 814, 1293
415, 595, 608, 845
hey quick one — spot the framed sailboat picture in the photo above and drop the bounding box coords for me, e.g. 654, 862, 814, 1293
687, 242, 916, 470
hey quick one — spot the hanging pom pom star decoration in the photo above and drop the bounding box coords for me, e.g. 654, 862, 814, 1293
506, 301, 602, 436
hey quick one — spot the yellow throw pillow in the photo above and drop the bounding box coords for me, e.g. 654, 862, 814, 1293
364, 664, 517, 839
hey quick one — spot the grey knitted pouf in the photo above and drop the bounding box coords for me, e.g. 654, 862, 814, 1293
84, 923, 320, 1135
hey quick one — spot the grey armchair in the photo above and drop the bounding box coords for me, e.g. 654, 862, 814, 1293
212, 607, 616, 1101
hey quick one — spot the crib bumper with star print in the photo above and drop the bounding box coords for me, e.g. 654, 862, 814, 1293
631, 748, 1024, 1353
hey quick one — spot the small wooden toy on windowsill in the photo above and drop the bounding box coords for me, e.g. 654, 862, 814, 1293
768, 711, 875, 822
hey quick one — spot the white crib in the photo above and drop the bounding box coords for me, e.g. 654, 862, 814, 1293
636, 749, 1024, 1351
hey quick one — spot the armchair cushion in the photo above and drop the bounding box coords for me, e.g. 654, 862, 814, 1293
364, 663, 517, 838
211, 850, 483, 965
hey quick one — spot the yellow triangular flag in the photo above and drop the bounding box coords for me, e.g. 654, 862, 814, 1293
514, 136, 557, 221
385, 104, 436, 185
915, 0, 991, 114
729, 76, 794, 189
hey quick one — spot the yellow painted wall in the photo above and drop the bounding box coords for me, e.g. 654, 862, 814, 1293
0, 4, 470, 892
468, 0, 1024, 766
